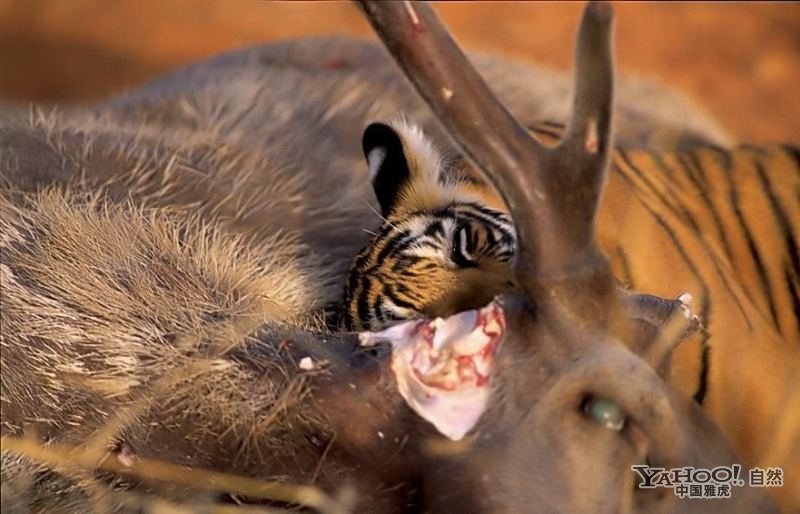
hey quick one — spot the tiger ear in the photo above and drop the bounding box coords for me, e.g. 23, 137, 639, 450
363, 121, 443, 217
363, 122, 411, 217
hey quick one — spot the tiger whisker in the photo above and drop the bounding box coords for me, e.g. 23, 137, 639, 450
362, 196, 398, 230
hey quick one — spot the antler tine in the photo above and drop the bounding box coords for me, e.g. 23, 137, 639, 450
518, 1, 618, 323
547, 1, 615, 271
565, 2, 614, 159
357, 0, 550, 284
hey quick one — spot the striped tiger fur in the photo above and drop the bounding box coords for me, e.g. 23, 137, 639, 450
337, 201, 516, 331
338, 119, 800, 491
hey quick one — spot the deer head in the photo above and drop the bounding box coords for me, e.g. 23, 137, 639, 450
342, 2, 777, 512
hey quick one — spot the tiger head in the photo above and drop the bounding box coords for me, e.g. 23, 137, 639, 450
338, 120, 518, 331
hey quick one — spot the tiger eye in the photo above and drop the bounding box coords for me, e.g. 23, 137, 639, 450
585, 397, 626, 431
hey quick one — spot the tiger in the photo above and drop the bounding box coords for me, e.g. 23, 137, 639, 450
337, 118, 800, 506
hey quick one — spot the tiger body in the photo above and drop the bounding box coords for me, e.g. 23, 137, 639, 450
340, 120, 800, 483
603, 143, 799, 344
600, 142, 800, 474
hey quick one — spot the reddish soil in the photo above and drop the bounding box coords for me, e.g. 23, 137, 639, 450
0, 1, 798, 143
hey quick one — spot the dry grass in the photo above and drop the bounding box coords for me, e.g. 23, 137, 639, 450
1, 436, 356, 514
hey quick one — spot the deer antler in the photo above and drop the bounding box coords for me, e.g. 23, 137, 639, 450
358, 1, 617, 325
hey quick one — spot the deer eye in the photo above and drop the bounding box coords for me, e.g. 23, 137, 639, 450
583, 396, 626, 431
451, 224, 476, 267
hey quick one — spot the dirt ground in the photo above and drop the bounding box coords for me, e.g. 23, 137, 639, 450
0, 1, 798, 143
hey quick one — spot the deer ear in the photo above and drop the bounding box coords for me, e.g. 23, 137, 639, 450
359, 302, 505, 440
363, 122, 412, 217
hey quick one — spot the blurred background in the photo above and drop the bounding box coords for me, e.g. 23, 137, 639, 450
0, 1, 797, 142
